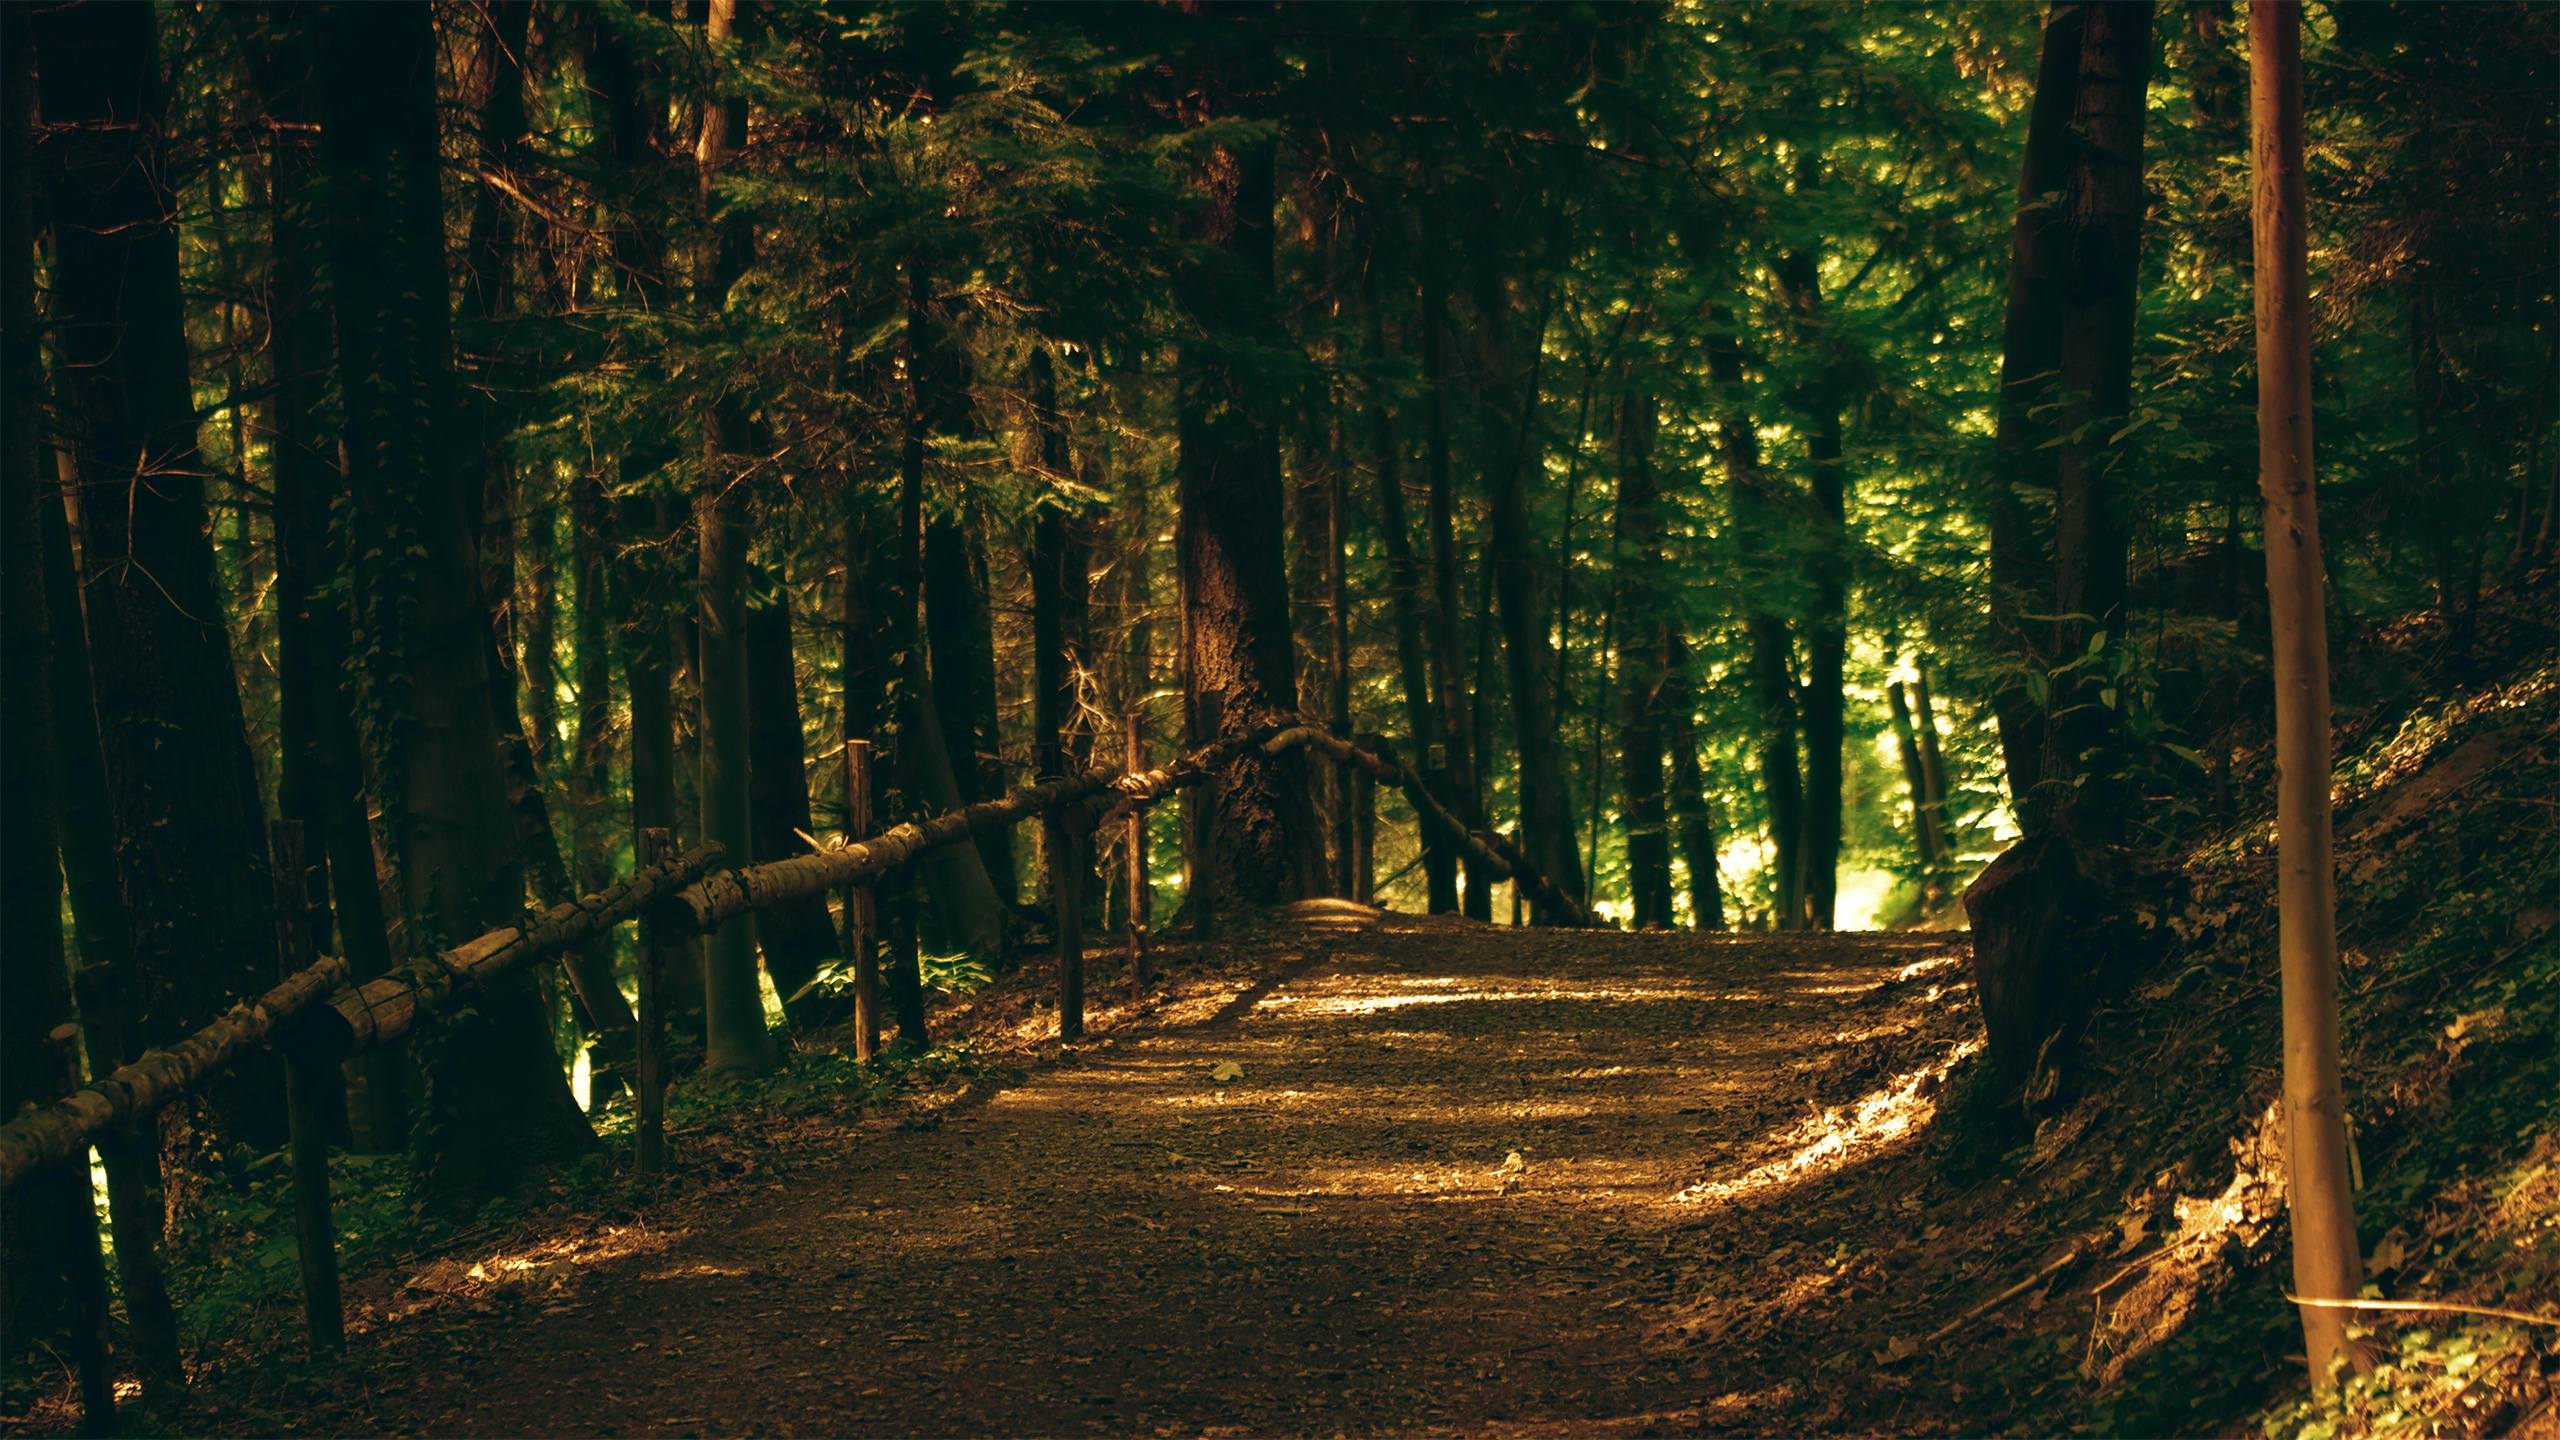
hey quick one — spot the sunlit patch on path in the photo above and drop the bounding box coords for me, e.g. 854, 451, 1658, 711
301, 917, 1979, 1438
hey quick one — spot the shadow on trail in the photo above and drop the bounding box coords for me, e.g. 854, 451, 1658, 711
245, 916, 1975, 1439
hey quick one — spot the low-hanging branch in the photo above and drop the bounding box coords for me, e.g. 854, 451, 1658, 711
1269, 720, 1595, 928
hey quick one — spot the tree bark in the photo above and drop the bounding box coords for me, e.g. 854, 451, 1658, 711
1778, 225, 1848, 930
2040, 0, 2153, 844
898, 259, 1008, 957
1477, 277, 1586, 922
39, 0, 286, 1148
1987, 4, 2087, 813
1614, 390, 1673, 930
1175, 119, 1322, 906
1708, 307, 1804, 929
746, 584, 841, 1023
0, 7, 77, 1350
2250, 0, 2365, 1379
692, 0, 775, 1080
1663, 652, 1723, 931
319, 0, 595, 1215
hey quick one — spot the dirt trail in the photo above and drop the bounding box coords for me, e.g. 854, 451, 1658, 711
292, 907, 1975, 1438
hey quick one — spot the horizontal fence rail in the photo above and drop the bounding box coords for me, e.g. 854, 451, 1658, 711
0, 720, 1586, 1198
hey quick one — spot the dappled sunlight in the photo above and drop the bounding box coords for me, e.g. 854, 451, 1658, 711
1672, 1038, 1981, 1207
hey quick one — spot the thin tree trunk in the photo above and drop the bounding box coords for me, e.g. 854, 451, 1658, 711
1356, 247, 1447, 909
926, 516, 1013, 903
692, 0, 774, 1080
1913, 666, 1955, 904
1778, 223, 1849, 930
1708, 307, 1803, 929
1887, 681, 1949, 895
566, 467, 632, 1108
1663, 646, 1723, 931
1478, 278, 1586, 922
2251, 0, 2364, 1380
1615, 390, 1672, 930
1419, 207, 1486, 904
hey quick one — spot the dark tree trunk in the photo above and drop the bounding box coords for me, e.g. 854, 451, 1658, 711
2040, 0, 2153, 844
1986, 4, 2087, 813
319, 0, 594, 1215
693, 0, 774, 1080
39, 0, 285, 1148
1418, 213, 1488, 915
1708, 308, 1804, 929
1356, 242, 1448, 909
1, 8, 77, 1350
1777, 224, 1848, 930
1663, 652, 1723, 931
1477, 278, 1586, 922
567, 467, 633, 1107
926, 515, 1013, 901
1614, 390, 1672, 930
1177, 127, 1322, 906
898, 259, 1007, 958
746, 586, 841, 1023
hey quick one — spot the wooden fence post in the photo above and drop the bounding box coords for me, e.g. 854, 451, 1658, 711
1352, 731, 1381, 905
67, 964, 181, 1401
48, 1023, 113, 1437
1187, 693, 1220, 943
842, 740, 880, 1062
1125, 715, 1151, 990
635, 827, 671, 1179
269, 821, 342, 1357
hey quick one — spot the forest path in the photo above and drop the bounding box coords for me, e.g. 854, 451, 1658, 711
318, 910, 1975, 1439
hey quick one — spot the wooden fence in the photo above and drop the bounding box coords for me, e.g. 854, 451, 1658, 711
0, 717, 1583, 1433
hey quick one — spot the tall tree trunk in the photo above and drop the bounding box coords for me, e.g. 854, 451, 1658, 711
925, 516, 1013, 902
898, 259, 1007, 959
1708, 308, 1804, 929
567, 466, 632, 1107
1418, 203, 1488, 912
1615, 390, 1673, 930
320, 0, 594, 1215
0, 6, 78, 1350
2251, 0, 2364, 1380
2040, 0, 2153, 845
39, 0, 286, 1149
746, 583, 841, 1022
1356, 243, 1447, 910
1777, 221, 1848, 930
692, 0, 775, 1080
1987, 5, 2087, 813
464, 0, 571, 909
1912, 665, 1955, 905
1663, 644, 1723, 931
1176, 123, 1322, 906
1887, 681, 1950, 896
1477, 278, 1586, 922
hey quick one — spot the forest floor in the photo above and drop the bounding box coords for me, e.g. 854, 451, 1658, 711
139, 907, 2025, 1439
